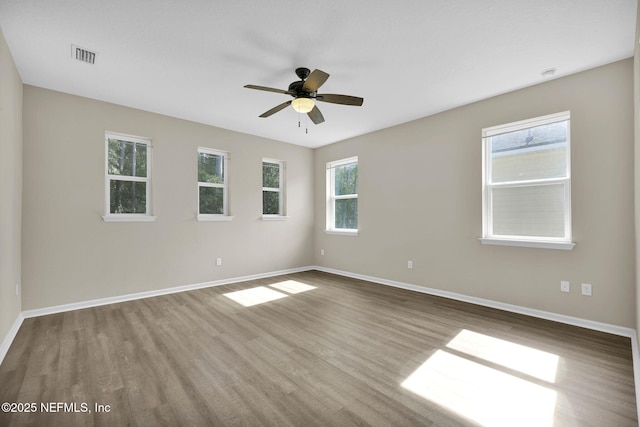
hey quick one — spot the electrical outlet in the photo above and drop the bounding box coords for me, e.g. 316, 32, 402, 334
216, 258, 222, 266
560, 281, 570, 293
581, 283, 592, 296
15, 282, 20, 297
408, 260, 413, 269
321, 249, 324, 256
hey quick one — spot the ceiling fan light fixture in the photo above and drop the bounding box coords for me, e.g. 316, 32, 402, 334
291, 97, 315, 113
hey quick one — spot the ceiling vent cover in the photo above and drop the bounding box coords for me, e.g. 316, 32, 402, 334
72, 45, 96, 64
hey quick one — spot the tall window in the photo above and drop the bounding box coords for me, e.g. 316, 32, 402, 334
326, 157, 358, 234
481, 111, 574, 249
262, 159, 286, 218
104, 133, 154, 222
198, 148, 231, 220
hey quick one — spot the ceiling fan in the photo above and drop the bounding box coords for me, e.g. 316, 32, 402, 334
244, 67, 364, 125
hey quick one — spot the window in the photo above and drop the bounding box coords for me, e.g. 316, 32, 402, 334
197, 147, 232, 221
326, 157, 358, 234
103, 133, 155, 222
262, 159, 287, 219
481, 111, 574, 249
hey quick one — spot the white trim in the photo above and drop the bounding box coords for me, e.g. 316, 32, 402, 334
0, 312, 24, 366
102, 214, 157, 222
631, 333, 640, 423
483, 110, 571, 138
262, 158, 286, 216
21, 266, 314, 319
313, 266, 635, 336
313, 265, 640, 411
324, 229, 359, 236
3, 265, 639, 414
482, 112, 572, 245
326, 156, 358, 233
198, 147, 229, 216
105, 133, 153, 217
479, 237, 575, 250
105, 131, 152, 145
197, 214, 234, 222
261, 215, 289, 221
326, 156, 358, 169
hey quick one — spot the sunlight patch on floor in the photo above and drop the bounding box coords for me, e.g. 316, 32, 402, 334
223, 281, 316, 307
269, 280, 317, 294
401, 329, 560, 427
446, 329, 559, 382
402, 350, 556, 427
223, 286, 288, 307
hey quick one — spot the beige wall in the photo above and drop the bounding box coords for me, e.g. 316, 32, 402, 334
0, 29, 22, 340
634, 2, 640, 341
14, 49, 638, 329
315, 59, 635, 328
21, 86, 314, 310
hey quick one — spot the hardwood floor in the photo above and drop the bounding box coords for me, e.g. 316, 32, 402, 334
0, 270, 636, 426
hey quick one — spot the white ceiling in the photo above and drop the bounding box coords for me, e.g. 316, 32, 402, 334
0, 0, 636, 148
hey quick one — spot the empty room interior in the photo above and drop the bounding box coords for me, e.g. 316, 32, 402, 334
2, 1, 640, 426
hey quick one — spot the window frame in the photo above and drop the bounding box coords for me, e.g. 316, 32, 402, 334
480, 111, 575, 250
197, 147, 232, 222
102, 132, 156, 222
326, 156, 359, 236
262, 158, 288, 220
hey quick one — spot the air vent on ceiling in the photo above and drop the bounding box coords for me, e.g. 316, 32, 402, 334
72, 45, 97, 65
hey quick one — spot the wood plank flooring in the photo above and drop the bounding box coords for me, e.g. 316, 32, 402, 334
0, 270, 636, 426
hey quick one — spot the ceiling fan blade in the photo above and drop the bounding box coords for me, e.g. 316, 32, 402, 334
307, 105, 325, 125
317, 94, 364, 106
259, 100, 292, 118
245, 84, 292, 95
302, 69, 330, 92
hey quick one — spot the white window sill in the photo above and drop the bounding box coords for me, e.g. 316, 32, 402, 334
261, 215, 289, 221
479, 238, 575, 250
102, 215, 157, 223
197, 215, 234, 222
325, 229, 359, 236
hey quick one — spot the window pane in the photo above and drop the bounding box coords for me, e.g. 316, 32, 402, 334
199, 152, 224, 184
491, 121, 568, 183
263, 191, 280, 215
108, 139, 147, 177
491, 184, 565, 238
199, 186, 224, 214
110, 180, 147, 214
335, 198, 358, 229
335, 163, 358, 196
263, 162, 280, 188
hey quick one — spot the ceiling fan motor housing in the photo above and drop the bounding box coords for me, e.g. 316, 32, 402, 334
295, 67, 311, 80
288, 80, 315, 99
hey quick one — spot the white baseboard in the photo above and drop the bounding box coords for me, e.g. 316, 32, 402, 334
22, 266, 313, 319
3, 265, 639, 421
0, 312, 25, 367
313, 266, 636, 337
312, 265, 640, 421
